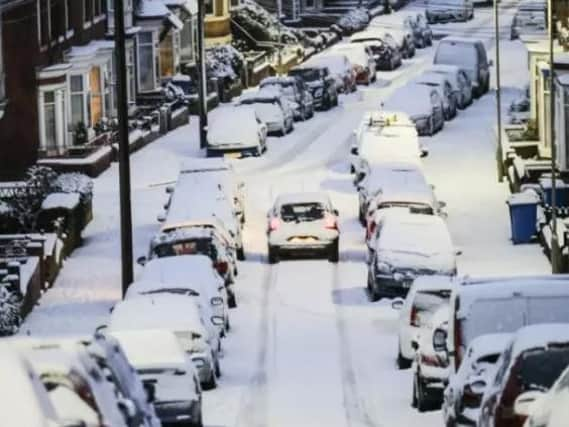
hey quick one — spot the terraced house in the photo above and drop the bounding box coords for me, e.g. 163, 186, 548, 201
0, 0, 197, 180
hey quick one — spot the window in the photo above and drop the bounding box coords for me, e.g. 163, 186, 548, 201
305, 0, 315, 8
84, 0, 93, 23
90, 66, 103, 125
38, 0, 50, 46
205, 1, 213, 15
51, 0, 65, 40
70, 74, 90, 128
43, 91, 57, 150
94, 0, 103, 16
127, 45, 136, 103
215, 0, 224, 16
138, 31, 157, 92
39, 87, 68, 152
66, 0, 72, 31
0, 18, 4, 104
180, 19, 194, 62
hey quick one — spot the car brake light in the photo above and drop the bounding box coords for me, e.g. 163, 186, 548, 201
410, 305, 420, 327
325, 215, 338, 230
368, 221, 377, 239
269, 217, 280, 231
215, 261, 228, 275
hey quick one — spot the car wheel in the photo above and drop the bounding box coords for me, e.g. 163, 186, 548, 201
287, 120, 294, 134
427, 36, 433, 46
202, 368, 218, 390
367, 272, 380, 302
227, 289, 237, 309
189, 406, 204, 427
397, 348, 412, 369
268, 246, 279, 264
412, 376, 418, 408
328, 239, 339, 263
237, 246, 245, 261
214, 356, 221, 378
415, 374, 434, 412
225, 317, 231, 332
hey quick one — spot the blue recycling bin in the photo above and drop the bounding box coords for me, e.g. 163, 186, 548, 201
539, 176, 569, 207
507, 191, 539, 244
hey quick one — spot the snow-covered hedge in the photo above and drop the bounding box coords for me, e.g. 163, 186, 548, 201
206, 44, 244, 82
337, 8, 371, 33
52, 173, 94, 204
0, 286, 22, 336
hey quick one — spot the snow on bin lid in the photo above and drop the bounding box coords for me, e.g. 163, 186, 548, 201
41, 192, 80, 210
539, 176, 569, 189
507, 190, 540, 205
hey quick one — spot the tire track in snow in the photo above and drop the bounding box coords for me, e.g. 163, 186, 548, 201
333, 260, 381, 427
234, 262, 277, 427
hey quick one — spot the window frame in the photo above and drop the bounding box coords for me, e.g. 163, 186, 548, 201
69, 73, 91, 129
137, 30, 159, 93
38, 84, 69, 153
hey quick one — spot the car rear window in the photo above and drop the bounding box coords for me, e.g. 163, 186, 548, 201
153, 239, 215, 258
517, 346, 569, 391
280, 203, 326, 222
290, 69, 320, 82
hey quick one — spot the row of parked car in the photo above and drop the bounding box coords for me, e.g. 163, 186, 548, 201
392, 274, 569, 427
1, 158, 248, 427
385, 35, 493, 136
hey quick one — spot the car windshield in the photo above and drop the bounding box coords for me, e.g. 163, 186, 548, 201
517, 346, 569, 392
412, 290, 451, 326
280, 203, 326, 222
152, 238, 214, 258
435, 43, 477, 69
290, 69, 320, 82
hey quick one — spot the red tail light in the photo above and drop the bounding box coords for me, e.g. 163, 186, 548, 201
269, 217, 280, 231
215, 261, 228, 275
325, 215, 338, 230
410, 305, 420, 327
368, 221, 377, 239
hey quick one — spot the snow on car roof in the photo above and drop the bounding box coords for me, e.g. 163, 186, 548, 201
330, 44, 369, 66
152, 226, 217, 247
275, 192, 331, 207
378, 213, 453, 254
139, 255, 220, 287
414, 72, 449, 87
362, 110, 415, 128
109, 294, 205, 335
260, 76, 297, 86
309, 53, 349, 67
466, 333, 513, 361
0, 347, 58, 427
207, 105, 260, 143
110, 329, 188, 369
412, 275, 455, 293
363, 162, 427, 193
239, 87, 282, 102
179, 157, 231, 174
384, 84, 437, 117
454, 275, 569, 319
510, 324, 569, 360
440, 36, 484, 45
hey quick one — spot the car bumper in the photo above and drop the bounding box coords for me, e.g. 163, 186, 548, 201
419, 364, 449, 385
191, 354, 214, 384
154, 400, 201, 425
266, 121, 285, 133
206, 144, 259, 158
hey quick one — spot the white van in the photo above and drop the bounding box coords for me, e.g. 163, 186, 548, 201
432, 275, 569, 372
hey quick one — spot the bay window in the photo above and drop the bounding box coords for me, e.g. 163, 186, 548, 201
137, 31, 158, 92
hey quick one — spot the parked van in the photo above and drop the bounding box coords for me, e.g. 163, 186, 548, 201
426, 0, 474, 23
434, 37, 492, 98
432, 275, 569, 372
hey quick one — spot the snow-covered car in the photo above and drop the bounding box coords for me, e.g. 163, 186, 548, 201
431, 275, 569, 373
384, 83, 445, 136
519, 363, 569, 427
206, 106, 267, 158
478, 324, 569, 427
147, 226, 238, 300
108, 294, 223, 390
392, 275, 453, 369
14, 339, 129, 427
86, 333, 162, 427
336, 7, 370, 34
443, 333, 511, 427
237, 88, 294, 136
434, 37, 492, 98
404, 14, 433, 48
331, 43, 377, 85
367, 212, 457, 301
426, 0, 474, 23
307, 53, 357, 93
132, 255, 230, 333
429, 64, 473, 110
385, 29, 416, 59
159, 176, 245, 260
350, 31, 403, 71
178, 157, 246, 226
412, 305, 451, 411
110, 330, 203, 427
0, 347, 70, 427
356, 161, 430, 225
267, 192, 340, 263
288, 65, 338, 110
510, 1, 546, 40
259, 76, 314, 121
413, 72, 458, 120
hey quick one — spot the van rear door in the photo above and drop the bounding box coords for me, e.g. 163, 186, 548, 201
526, 295, 569, 323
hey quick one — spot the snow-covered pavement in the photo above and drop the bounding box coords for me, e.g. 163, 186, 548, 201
21, 2, 550, 426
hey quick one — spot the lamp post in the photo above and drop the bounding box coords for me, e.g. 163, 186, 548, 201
114, 0, 134, 296
197, 0, 209, 149
494, 0, 504, 182
548, 0, 561, 273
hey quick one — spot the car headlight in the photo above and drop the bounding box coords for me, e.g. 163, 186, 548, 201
375, 261, 393, 274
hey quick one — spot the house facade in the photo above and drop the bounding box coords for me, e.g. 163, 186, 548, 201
205, 0, 232, 46
0, 0, 197, 180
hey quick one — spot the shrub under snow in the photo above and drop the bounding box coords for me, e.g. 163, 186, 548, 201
206, 45, 244, 81
337, 8, 370, 33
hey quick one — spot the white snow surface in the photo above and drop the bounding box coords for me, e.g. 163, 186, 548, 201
19, 3, 552, 427
41, 192, 80, 210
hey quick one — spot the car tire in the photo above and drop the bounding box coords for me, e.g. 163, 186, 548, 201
414, 373, 435, 412
427, 36, 433, 47
189, 406, 204, 427
203, 368, 218, 390
328, 240, 339, 263
397, 348, 412, 369
288, 120, 294, 133
237, 246, 245, 261
214, 356, 221, 378
228, 289, 237, 309
268, 246, 279, 264
367, 273, 380, 302
225, 317, 231, 332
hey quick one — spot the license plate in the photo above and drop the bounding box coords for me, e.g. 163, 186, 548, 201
225, 152, 241, 159
291, 236, 317, 243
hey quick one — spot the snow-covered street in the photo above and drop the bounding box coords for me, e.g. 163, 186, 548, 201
20, 2, 551, 426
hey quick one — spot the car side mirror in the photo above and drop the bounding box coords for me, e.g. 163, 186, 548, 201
514, 390, 544, 417
432, 328, 447, 352
118, 398, 137, 419
211, 296, 224, 306
467, 377, 488, 395
351, 146, 358, 155
143, 380, 156, 403
136, 256, 147, 266
420, 148, 429, 158
95, 324, 108, 335
156, 213, 166, 223
438, 201, 447, 209
165, 185, 175, 194
391, 298, 404, 310
455, 247, 463, 256
333, 209, 339, 216
411, 340, 419, 351
211, 315, 225, 326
